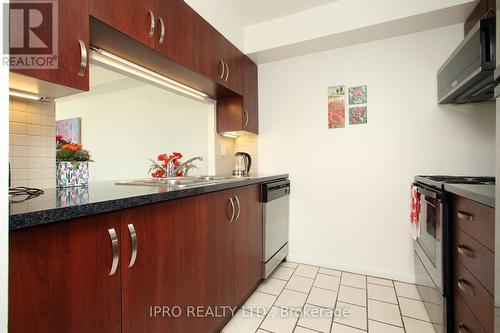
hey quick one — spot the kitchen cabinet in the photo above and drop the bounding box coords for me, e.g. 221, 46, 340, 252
121, 200, 186, 333
9, 213, 122, 333
10, 0, 90, 91
8, 184, 263, 333
464, 0, 496, 36
193, 14, 244, 95
155, 0, 197, 70
217, 56, 259, 134
233, 185, 263, 306
451, 194, 495, 333
182, 190, 235, 332
89, 0, 156, 49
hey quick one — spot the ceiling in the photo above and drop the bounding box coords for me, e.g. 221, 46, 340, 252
219, 0, 339, 25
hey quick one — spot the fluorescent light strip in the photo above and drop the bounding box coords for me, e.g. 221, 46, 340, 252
9, 90, 49, 102
91, 48, 209, 100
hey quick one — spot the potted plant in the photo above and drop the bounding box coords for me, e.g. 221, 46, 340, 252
56, 135, 93, 188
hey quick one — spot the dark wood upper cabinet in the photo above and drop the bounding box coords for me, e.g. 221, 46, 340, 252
9, 213, 122, 333
464, 0, 496, 35
217, 56, 259, 134
192, 11, 243, 95
10, 0, 90, 91
243, 56, 259, 134
90, 0, 156, 48
120, 200, 186, 333
233, 185, 263, 306
155, 0, 196, 70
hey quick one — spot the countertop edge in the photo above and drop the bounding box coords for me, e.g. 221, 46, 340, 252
444, 184, 495, 208
9, 174, 289, 230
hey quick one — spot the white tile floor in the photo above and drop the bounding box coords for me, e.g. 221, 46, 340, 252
222, 262, 437, 333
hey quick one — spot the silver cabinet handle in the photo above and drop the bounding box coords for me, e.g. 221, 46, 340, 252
457, 245, 474, 258
457, 278, 474, 296
219, 59, 225, 79
225, 62, 230, 81
158, 17, 165, 45
244, 108, 249, 127
148, 10, 155, 38
457, 211, 473, 222
108, 228, 119, 276
78, 39, 87, 77
234, 196, 241, 221
228, 197, 235, 223
127, 224, 138, 268
458, 323, 469, 333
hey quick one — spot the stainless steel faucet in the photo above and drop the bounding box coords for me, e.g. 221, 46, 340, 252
169, 156, 204, 177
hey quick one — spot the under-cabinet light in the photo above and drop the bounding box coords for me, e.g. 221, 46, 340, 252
222, 132, 238, 139
90, 48, 209, 101
9, 89, 50, 102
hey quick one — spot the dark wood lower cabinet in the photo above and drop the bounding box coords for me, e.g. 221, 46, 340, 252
233, 185, 263, 306
182, 190, 235, 332
121, 200, 185, 333
9, 213, 122, 333
9, 184, 264, 333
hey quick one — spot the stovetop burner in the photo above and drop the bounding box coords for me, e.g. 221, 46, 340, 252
415, 175, 495, 188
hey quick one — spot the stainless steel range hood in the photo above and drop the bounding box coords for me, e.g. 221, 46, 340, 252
437, 17, 496, 104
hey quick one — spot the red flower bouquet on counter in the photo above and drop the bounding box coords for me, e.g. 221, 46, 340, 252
149, 152, 197, 178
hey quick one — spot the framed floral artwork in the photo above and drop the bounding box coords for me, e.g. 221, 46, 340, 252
348, 85, 367, 105
349, 106, 367, 125
328, 85, 346, 129
56, 118, 81, 143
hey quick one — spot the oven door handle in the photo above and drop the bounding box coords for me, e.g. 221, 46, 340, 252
415, 185, 441, 200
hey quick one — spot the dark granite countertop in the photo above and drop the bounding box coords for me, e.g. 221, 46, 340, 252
9, 174, 288, 230
444, 183, 495, 208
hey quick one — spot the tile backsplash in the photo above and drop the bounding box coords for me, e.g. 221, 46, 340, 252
9, 97, 56, 189
215, 133, 258, 176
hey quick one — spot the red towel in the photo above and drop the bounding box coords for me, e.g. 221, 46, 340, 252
410, 185, 421, 240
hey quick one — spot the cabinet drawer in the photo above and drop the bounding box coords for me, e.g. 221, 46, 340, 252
454, 228, 494, 295
452, 195, 495, 251
454, 294, 487, 333
453, 261, 494, 332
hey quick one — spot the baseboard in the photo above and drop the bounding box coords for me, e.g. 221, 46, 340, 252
286, 255, 415, 284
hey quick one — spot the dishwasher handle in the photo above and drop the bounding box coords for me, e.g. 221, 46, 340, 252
262, 179, 290, 202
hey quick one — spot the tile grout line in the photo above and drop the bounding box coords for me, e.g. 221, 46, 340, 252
256, 261, 300, 333
393, 279, 407, 333
291, 265, 320, 332
328, 270, 342, 333
365, 272, 369, 332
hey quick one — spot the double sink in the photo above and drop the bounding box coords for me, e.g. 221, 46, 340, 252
116, 176, 247, 189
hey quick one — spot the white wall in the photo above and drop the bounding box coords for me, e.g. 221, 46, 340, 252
56, 76, 214, 181
258, 24, 495, 282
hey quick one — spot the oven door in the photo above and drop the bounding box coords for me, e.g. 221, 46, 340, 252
415, 184, 443, 293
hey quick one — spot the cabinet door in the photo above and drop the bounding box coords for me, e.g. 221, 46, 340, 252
223, 41, 244, 95
10, 0, 89, 90
90, 0, 156, 48
182, 190, 235, 332
233, 185, 263, 306
243, 56, 259, 134
121, 200, 186, 333
155, 0, 196, 70
9, 213, 122, 333
194, 16, 224, 85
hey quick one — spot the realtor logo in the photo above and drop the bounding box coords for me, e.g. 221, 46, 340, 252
4, 0, 58, 69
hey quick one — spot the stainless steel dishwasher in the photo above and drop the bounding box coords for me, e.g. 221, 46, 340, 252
262, 179, 290, 278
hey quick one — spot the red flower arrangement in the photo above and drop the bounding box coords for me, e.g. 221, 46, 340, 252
149, 152, 196, 178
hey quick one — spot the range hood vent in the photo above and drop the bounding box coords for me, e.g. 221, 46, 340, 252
437, 17, 496, 104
